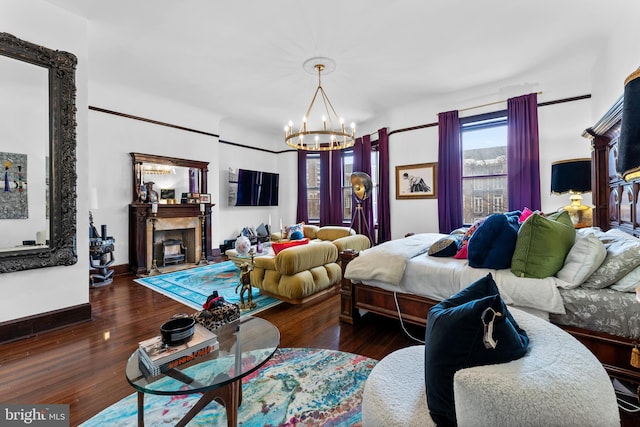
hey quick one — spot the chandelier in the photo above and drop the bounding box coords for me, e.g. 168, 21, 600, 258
285, 58, 355, 151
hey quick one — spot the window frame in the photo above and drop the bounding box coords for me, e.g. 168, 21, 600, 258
460, 111, 508, 225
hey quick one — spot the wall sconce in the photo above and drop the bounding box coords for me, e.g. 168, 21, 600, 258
617, 67, 640, 181
551, 158, 592, 228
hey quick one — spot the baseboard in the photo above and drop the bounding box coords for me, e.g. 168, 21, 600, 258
0, 303, 92, 344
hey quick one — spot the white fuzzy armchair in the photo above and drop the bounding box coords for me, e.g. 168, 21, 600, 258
362, 308, 620, 427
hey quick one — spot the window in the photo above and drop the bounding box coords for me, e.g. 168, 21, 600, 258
342, 151, 354, 222
305, 146, 379, 226
306, 153, 320, 221
461, 113, 508, 224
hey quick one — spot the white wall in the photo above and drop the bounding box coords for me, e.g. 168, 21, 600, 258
216, 120, 297, 245
0, 0, 89, 322
383, 92, 593, 240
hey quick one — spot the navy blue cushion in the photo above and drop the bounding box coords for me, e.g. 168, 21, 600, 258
289, 230, 304, 240
467, 213, 520, 269
424, 274, 529, 427
428, 234, 463, 257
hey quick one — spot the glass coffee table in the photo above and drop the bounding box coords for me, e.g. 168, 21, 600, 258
125, 316, 280, 427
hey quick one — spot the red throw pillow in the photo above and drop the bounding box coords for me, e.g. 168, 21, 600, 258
272, 238, 309, 255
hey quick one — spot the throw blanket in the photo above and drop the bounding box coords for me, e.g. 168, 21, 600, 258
345, 233, 440, 286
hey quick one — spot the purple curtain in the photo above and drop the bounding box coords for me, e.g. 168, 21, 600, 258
377, 128, 391, 243
437, 110, 463, 233
319, 151, 331, 225
296, 150, 308, 224
329, 149, 344, 225
352, 135, 374, 242
507, 93, 541, 211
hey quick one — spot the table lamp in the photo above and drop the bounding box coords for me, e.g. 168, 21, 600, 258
551, 158, 592, 228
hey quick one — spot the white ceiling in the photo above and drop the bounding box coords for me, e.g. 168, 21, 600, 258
46, 0, 631, 140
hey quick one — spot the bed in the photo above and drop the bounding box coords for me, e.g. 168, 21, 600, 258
339, 94, 640, 385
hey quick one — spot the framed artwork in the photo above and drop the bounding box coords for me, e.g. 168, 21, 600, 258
199, 193, 211, 203
396, 162, 437, 199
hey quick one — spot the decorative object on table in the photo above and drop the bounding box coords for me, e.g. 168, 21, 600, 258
80, 347, 376, 427
160, 316, 196, 346
134, 261, 280, 315
284, 57, 356, 151
349, 171, 373, 240
144, 181, 159, 203
235, 252, 257, 310
192, 290, 241, 331
550, 158, 592, 228
617, 66, 640, 181
234, 235, 251, 256
138, 323, 218, 377
395, 162, 438, 199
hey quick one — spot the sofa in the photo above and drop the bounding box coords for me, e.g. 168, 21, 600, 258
250, 241, 342, 304
273, 224, 371, 252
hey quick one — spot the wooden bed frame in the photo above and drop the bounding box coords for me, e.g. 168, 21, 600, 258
339, 95, 640, 385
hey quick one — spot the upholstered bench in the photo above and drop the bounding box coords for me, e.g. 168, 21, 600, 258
362, 308, 619, 427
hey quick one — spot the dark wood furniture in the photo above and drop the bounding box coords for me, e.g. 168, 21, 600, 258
339, 94, 640, 387
129, 153, 213, 274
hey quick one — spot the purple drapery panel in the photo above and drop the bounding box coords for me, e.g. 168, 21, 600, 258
507, 93, 541, 211
352, 135, 374, 242
437, 110, 463, 233
319, 151, 331, 225
329, 149, 344, 225
296, 150, 308, 224
377, 128, 391, 244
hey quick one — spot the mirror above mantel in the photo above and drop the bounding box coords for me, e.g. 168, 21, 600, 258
0, 32, 78, 273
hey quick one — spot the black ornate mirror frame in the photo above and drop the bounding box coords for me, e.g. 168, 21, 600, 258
0, 33, 78, 273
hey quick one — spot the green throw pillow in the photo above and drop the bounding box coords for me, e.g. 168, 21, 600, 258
511, 211, 576, 278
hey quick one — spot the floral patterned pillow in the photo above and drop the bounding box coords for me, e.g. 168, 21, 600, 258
285, 222, 305, 240
582, 238, 640, 289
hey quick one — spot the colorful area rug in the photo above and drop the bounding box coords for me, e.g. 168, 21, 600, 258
80, 347, 377, 426
134, 261, 281, 316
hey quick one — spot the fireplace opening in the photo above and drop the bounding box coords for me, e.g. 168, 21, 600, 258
162, 239, 187, 266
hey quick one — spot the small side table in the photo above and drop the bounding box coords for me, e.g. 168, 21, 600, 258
126, 316, 280, 427
90, 237, 115, 287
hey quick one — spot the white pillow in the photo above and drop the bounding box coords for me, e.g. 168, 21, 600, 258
556, 233, 607, 289
610, 265, 640, 292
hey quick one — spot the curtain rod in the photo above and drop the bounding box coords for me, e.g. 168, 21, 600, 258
457, 91, 543, 113
380, 93, 590, 138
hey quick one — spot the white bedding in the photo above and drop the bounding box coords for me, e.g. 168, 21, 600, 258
344, 233, 566, 315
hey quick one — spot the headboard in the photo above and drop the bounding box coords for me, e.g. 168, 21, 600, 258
582, 95, 637, 236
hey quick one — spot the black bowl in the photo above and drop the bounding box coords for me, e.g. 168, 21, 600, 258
160, 317, 196, 346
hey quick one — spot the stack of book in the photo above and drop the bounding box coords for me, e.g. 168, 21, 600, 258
138, 324, 219, 376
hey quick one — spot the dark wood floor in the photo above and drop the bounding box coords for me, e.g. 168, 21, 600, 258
0, 268, 423, 426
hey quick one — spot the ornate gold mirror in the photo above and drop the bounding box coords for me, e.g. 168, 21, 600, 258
0, 32, 78, 273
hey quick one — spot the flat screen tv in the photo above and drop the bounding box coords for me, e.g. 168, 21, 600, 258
233, 168, 279, 206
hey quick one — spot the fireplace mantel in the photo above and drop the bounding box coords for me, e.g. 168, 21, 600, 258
129, 203, 213, 274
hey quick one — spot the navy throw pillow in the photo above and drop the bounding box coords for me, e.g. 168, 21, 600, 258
289, 230, 304, 240
467, 213, 520, 269
424, 274, 529, 427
